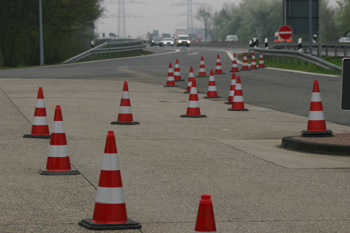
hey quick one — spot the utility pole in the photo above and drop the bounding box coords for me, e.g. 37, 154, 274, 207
118, 0, 126, 38
39, 0, 44, 65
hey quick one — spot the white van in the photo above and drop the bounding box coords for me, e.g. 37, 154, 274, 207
225, 35, 238, 41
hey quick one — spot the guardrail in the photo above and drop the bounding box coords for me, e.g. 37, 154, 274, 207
63, 40, 146, 64
248, 47, 342, 71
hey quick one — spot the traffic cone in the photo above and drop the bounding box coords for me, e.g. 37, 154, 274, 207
301, 80, 333, 137
241, 53, 250, 71
164, 63, 178, 87
79, 131, 142, 230
214, 54, 225, 74
228, 75, 248, 111
174, 59, 184, 81
194, 194, 217, 233
181, 78, 206, 118
230, 53, 240, 72
259, 51, 265, 68
225, 72, 236, 105
250, 52, 258, 69
111, 81, 140, 125
38, 105, 80, 175
185, 66, 195, 94
23, 87, 51, 139
204, 69, 221, 99
197, 56, 208, 77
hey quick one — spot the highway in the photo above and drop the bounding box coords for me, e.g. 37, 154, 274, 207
0, 45, 349, 127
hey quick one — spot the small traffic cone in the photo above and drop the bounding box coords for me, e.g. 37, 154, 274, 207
111, 81, 140, 125
23, 87, 51, 139
250, 52, 258, 69
164, 63, 178, 87
230, 53, 240, 72
79, 131, 142, 230
214, 54, 225, 74
225, 72, 236, 104
174, 59, 184, 81
194, 194, 217, 233
228, 75, 248, 111
38, 105, 79, 175
204, 69, 221, 99
259, 51, 265, 68
241, 53, 250, 71
185, 66, 195, 94
197, 56, 208, 77
301, 80, 332, 137
181, 78, 206, 118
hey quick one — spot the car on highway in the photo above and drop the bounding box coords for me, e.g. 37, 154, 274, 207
163, 38, 174, 46
150, 36, 163, 47
225, 35, 238, 41
339, 37, 350, 43
176, 35, 191, 47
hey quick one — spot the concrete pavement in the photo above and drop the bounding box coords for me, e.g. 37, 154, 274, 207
1, 77, 350, 232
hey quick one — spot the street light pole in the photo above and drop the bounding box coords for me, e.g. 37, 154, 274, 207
39, 0, 44, 65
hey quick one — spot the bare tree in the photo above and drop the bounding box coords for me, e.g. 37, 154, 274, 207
195, 5, 212, 41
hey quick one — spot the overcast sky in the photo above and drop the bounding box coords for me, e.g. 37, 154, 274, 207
95, 0, 338, 39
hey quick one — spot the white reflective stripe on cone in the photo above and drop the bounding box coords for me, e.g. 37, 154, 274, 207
188, 101, 200, 108
174, 71, 180, 75
52, 121, 65, 133
96, 187, 125, 204
35, 99, 46, 108
32, 116, 48, 125
168, 68, 173, 72
48, 145, 69, 157
121, 91, 130, 99
311, 93, 322, 102
101, 153, 120, 171
235, 84, 242, 90
199, 68, 206, 71
308, 111, 325, 120
229, 90, 235, 96
118, 106, 132, 114
190, 88, 198, 94
208, 86, 217, 91
233, 95, 244, 102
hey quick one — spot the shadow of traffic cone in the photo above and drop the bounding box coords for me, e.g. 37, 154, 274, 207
230, 53, 240, 72
197, 56, 208, 77
164, 63, 178, 87
181, 78, 206, 118
301, 80, 333, 137
204, 69, 221, 99
38, 105, 79, 175
194, 194, 217, 233
241, 53, 250, 71
228, 75, 248, 111
250, 52, 258, 69
111, 81, 140, 125
174, 59, 184, 81
214, 54, 225, 74
225, 72, 236, 105
185, 66, 195, 94
23, 87, 51, 139
79, 131, 142, 230
259, 51, 265, 68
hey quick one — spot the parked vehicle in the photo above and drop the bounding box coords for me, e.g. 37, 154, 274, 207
225, 35, 238, 41
339, 37, 350, 43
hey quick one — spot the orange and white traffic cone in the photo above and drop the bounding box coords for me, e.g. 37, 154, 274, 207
214, 54, 225, 74
250, 52, 258, 69
230, 53, 240, 72
111, 81, 140, 125
241, 53, 250, 71
204, 69, 221, 99
181, 78, 206, 118
23, 87, 51, 139
228, 75, 248, 111
194, 194, 217, 233
38, 105, 79, 175
79, 131, 142, 230
259, 51, 265, 68
174, 59, 184, 81
301, 80, 332, 137
185, 66, 195, 94
225, 72, 236, 104
164, 63, 178, 87
197, 56, 208, 77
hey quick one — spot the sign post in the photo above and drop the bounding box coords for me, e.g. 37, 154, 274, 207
341, 58, 350, 110
278, 25, 293, 49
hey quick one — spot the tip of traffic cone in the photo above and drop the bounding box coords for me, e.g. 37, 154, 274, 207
201, 56, 204, 60
123, 81, 129, 92
210, 69, 214, 76
252, 52, 255, 55
190, 66, 193, 72
37, 87, 44, 99
236, 75, 241, 83
260, 51, 263, 54
191, 77, 197, 88
232, 72, 236, 79
105, 130, 117, 153
176, 58, 179, 64
234, 53, 237, 58
169, 62, 172, 68
54, 105, 63, 121
313, 80, 320, 92
217, 54, 220, 58
244, 52, 247, 56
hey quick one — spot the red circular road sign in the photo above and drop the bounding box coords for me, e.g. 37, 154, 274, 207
278, 25, 293, 40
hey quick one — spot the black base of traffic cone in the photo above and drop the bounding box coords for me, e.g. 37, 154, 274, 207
38, 168, 80, 175
214, 73, 226, 75
164, 85, 179, 87
23, 134, 51, 139
227, 108, 249, 111
204, 96, 221, 99
79, 218, 142, 230
301, 130, 333, 137
110, 121, 140, 125
181, 115, 207, 118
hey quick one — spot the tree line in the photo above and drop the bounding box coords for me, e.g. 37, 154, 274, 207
196, 0, 349, 42
0, 0, 103, 67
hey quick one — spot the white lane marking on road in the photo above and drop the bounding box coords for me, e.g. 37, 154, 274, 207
188, 52, 198, 55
